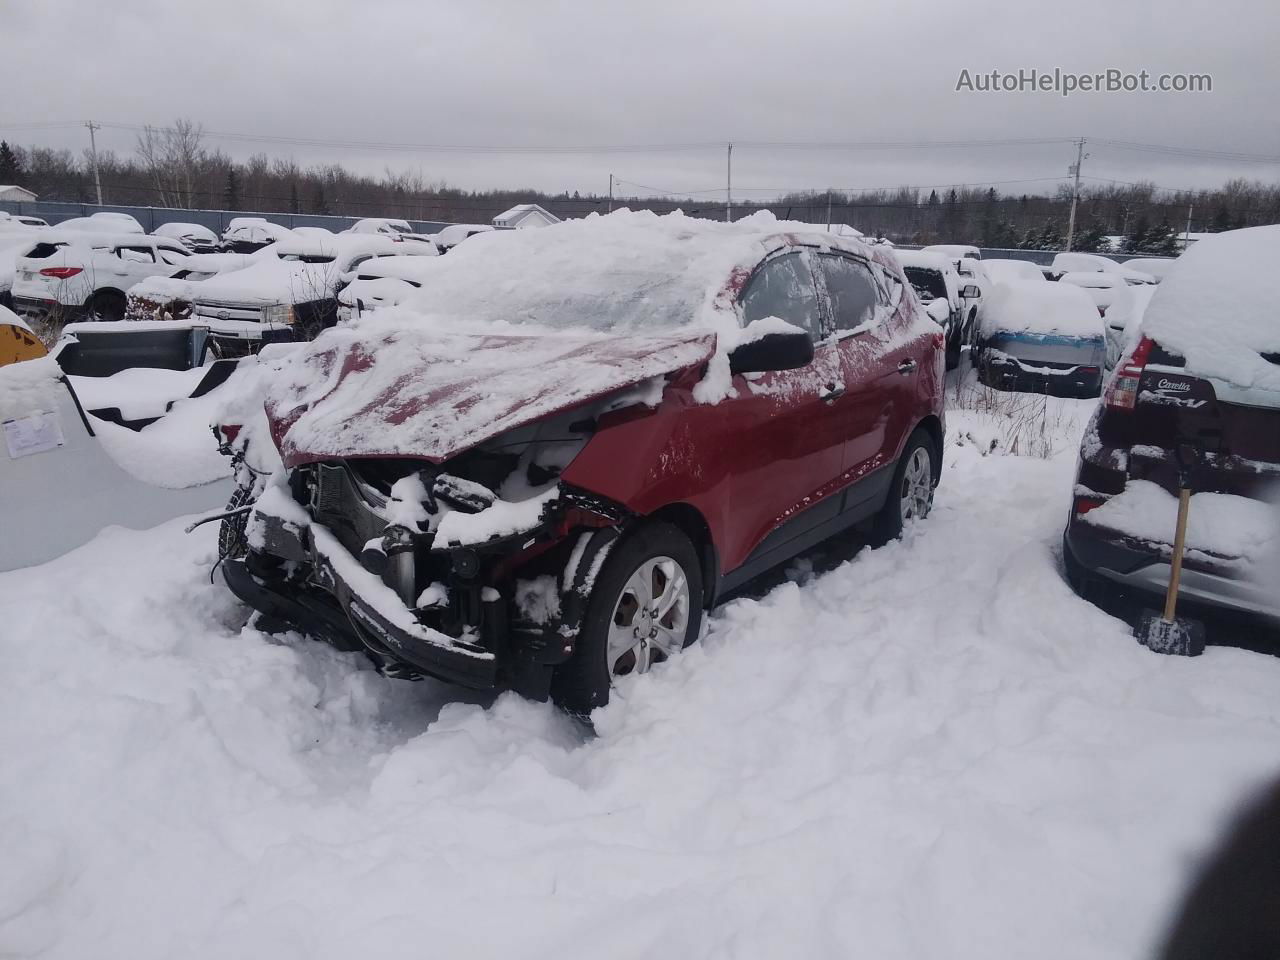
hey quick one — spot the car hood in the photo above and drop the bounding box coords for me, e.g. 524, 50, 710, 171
193, 258, 334, 306
265, 327, 716, 467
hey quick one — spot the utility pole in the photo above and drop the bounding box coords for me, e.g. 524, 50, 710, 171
1064, 137, 1087, 252
825, 189, 833, 231
725, 142, 733, 223
608, 173, 613, 214
1184, 203, 1194, 248
85, 121, 104, 206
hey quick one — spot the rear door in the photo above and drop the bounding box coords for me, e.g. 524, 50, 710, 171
819, 253, 920, 499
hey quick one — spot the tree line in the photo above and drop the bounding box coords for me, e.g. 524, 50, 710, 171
2, 121, 1277, 254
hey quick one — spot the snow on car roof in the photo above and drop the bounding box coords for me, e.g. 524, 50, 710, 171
153, 222, 217, 239
893, 250, 956, 273
1140, 225, 1280, 392
396, 209, 878, 337
982, 258, 1045, 283
351, 254, 442, 283
981, 278, 1104, 339
432, 223, 495, 246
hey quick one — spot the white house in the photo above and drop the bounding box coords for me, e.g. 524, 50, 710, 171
492, 203, 560, 229
0, 185, 37, 203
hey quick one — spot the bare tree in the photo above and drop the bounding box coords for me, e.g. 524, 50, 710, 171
135, 118, 207, 207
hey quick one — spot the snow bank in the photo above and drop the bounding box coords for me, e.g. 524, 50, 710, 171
3, 397, 1280, 959
0, 354, 61, 421
1140, 225, 1280, 393
68, 366, 210, 421
1082, 479, 1279, 562
981, 278, 1104, 339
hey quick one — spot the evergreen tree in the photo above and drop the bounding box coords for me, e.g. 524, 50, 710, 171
1122, 215, 1151, 254
1073, 218, 1108, 253
0, 141, 21, 183
1145, 218, 1181, 256
223, 169, 240, 210
1210, 204, 1233, 232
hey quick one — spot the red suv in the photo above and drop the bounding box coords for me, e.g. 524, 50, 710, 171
219, 215, 946, 711
1064, 226, 1280, 632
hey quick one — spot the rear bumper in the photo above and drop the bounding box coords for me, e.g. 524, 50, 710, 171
1064, 522, 1280, 621
983, 355, 1102, 397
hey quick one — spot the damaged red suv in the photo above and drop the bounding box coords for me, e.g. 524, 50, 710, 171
220, 213, 945, 711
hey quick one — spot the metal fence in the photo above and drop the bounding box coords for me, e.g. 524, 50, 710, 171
892, 245, 1171, 265
0, 199, 454, 235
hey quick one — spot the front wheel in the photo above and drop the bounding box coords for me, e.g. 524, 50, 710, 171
87, 290, 125, 323
871, 429, 937, 544
552, 521, 704, 715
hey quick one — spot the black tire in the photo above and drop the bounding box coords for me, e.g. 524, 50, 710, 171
218, 485, 257, 561
87, 290, 125, 323
871, 428, 937, 545
551, 521, 704, 715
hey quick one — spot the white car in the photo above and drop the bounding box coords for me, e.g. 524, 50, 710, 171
0, 211, 48, 230
55, 212, 146, 234
1101, 284, 1157, 368
1116, 256, 1178, 282
220, 218, 295, 253
1058, 271, 1129, 316
1051, 251, 1156, 285
981, 258, 1046, 284
922, 243, 982, 261
291, 226, 336, 241
894, 249, 980, 369
432, 223, 494, 251
336, 252, 441, 322
11, 233, 191, 323
153, 222, 219, 253
191, 234, 431, 347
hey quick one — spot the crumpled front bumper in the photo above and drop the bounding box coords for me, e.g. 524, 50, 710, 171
982, 353, 1102, 397
226, 509, 499, 689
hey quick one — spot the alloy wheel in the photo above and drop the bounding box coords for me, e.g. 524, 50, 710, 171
899, 446, 934, 521
606, 555, 690, 676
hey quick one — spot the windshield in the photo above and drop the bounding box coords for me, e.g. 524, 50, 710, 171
904, 266, 947, 301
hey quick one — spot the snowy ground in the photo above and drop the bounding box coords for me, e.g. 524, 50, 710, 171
3, 368, 1279, 959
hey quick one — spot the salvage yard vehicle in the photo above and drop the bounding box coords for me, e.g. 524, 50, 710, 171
152, 221, 219, 253
191, 234, 425, 351
335, 252, 440, 321
1052, 251, 1157, 286
1064, 226, 1280, 627
11, 233, 191, 324
219, 213, 946, 712
975, 278, 1106, 397
126, 249, 275, 322
895, 249, 979, 369
220, 217, 294, 253
922, 243, 981, 261
1059, 270, 1129, 316
982, 258, 1047, 285
54, 211, 146, 234
432, 223, 494, 251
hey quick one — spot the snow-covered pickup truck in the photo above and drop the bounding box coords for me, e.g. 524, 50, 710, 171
125, 249, 276, 322
335, 252, 440, 322
11, 233, 192, 324
190, 234, 434, 351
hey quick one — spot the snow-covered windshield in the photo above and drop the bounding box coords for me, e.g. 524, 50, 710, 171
280, 254, 337, 264
904, 266, 946, 302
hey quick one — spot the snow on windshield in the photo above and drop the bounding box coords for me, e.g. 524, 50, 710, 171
981, 279, 1104, 339
1140, 225, 1280, 392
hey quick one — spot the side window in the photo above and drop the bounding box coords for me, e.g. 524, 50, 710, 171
820, 254, 880, 333
158, 248, 187, 266
115, 246, 155, 264
876, 267, 905, 311
740, 252, 823, 341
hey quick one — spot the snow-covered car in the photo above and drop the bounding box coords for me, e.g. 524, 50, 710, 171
191, 234, 419, 349
0, 232, 41, 307
975, 278, 1106, 397
220, 218, 294, 253
1058, 270, 1129, 316
152, 222, 219, 253
0, 211, 48, 230
335, 251, 441, 322
1101, 283, 1157, 369
11, 233, 191, 323
1051, 252, 1156, 286
1118, 256, 1178, 282
1064, 225, 1280, 626
432, 223, 494, 251
55, 212, 146, 234
982, 258, 1046, 285
922, 243, 982, 262
126, 249, 276, 322
291, 226, 336, 241
894, 249, 979, 369
218, 212, 947, 712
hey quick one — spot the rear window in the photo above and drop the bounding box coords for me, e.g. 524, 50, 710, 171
281, 254, 336, 264
24, 242, 68, 260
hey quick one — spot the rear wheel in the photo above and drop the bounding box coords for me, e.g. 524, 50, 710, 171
552, 521, 704, 715
87, 290, 125, 323
871, 429, 937, 544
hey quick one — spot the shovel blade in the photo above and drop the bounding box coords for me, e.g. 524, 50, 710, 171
1136, 611, 1206, 657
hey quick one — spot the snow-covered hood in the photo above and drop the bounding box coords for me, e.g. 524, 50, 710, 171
192, 257, 337, 306
264, 325, 715, 467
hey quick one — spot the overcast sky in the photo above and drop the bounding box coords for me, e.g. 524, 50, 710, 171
2, 0, 1277, 200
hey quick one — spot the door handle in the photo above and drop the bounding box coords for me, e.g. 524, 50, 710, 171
897, 359, 917, 375
821, 382, 846, 403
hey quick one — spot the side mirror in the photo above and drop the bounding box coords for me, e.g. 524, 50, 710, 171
961, 284, 981, 299
729, 328, 814, 375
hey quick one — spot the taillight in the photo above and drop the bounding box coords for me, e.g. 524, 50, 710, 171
39, 266, 83, 279
1104, 336, 1154, 411
1074, 495, 1107, 516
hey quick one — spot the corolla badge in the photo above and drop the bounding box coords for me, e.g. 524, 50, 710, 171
1156, 378, 1191, 392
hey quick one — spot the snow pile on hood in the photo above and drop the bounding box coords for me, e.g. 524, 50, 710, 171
983, 259, 1045, 285
263, 318, 714, 465
1082, 479, 1279, 563
1140, 225, 1280, 392
981, 279, 1104, 339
